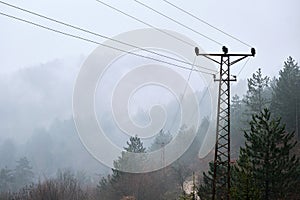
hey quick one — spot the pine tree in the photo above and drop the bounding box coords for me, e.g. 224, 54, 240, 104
231, 95, 242, 115
123, 136, 146, 153
112, 136, 146, 174
235, 109, 299, 199
14, 157, 34, 190
149, 129, 172, 151
231, 151, 260, 199
198, 161, 213, 200
243, 68, 270, 115
0, 167, 13, 192
231, 94, 246, 155
98, 136, 147, 200
271, 56, 300, 139
197, 160, 227, 200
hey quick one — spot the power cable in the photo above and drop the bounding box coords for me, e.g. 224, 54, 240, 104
170, 76, 216, 135
95, 0, 195, 48
132, 0, 222, 46
237, 57, 250, 76
168, 56, 197, 132
162, 0, 252, 48
0, 0, 216, 73
0, 11, 215, 74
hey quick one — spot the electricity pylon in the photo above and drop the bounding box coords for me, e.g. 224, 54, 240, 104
195, 46, 255, 200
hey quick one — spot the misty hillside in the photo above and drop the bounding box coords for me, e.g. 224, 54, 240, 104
1, 0, 299, 199
0, 56, 215, 178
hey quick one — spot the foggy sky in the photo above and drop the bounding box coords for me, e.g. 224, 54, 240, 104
0, 0, 299, 77
0, 0, 299, 141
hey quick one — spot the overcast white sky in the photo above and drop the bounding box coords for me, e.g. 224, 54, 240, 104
0, 0, 299, 77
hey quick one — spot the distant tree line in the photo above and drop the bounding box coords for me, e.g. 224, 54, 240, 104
97, 122, 209, 200
0, 168, 90, 200
0, 157, 34, 193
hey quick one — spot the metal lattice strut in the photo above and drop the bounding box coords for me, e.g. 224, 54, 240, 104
195, 46, 255, 200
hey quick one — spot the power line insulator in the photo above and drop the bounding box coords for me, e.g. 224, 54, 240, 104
195, 47, 199, 56
222, 46, 228, 54
251, 48, 256, 56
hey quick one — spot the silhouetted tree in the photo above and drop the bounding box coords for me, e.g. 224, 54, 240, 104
243, 68, 270, 114
235, 109, 299, 199
197, 160, 227, 200
271, 56, 300, 139
98, 136, 147, 200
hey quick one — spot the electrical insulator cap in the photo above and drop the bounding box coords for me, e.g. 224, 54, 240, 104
195, 47, 199, 55
251, 48, 256, 56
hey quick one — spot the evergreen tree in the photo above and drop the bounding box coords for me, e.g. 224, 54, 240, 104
231, 94, 247, 155
198, 161, 213, 200
231, 152, 260, 199
112, 136, 146, 175
14, 157, 34, 190
243, 68, 270, 114
197, 160, 227, 200
231, 95, 242, 115
98, 136, 148, 200
0, 167, 13, 192
123, 136, 146, 153
271, 56, 300, 139
235, 109, 299, 199
149, 129, 172, 151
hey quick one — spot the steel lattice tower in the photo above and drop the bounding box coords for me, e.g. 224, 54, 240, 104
195, 46, 255, 200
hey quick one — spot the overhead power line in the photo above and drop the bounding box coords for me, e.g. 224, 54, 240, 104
133, 0, 222, 46
0, 11, 216, 75
169, 56, 197, 132
95, 0, 195, 48
162, 0, 252, 48
0, 0, 216, 73
237, 57, 250, 76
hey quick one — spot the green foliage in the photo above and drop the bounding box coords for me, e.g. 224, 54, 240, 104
243, 68, 270, 114
123, 136, 146, 153
271, 56, 300, 139
231, 94, 247, 153
97, 127, 205, 200
233, 109, 299, 199
231, 153, 260, 199
112, 136, 146, 177
98, 136, 150, 200
197, 160, 227, 200
197, 161, 213, 200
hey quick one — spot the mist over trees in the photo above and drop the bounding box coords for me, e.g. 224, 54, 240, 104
0, 56, 300, 199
